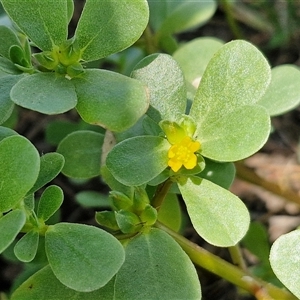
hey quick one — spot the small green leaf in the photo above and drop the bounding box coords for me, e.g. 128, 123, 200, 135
115, 210, 142, 234
95, 211, 119, 231
148, 0, 216, 36
157, 193, 182, 232
10, 73, 77, 114
9, 45, 30, 67
114, 228, 201, 299
74, 69, 149, 132
242, 222, 270, 263
37, 186, 63, 222
173, 37, 224, 96
270, 229, 300, 298
1, 0, 69, 51
101, 165, 134, 199
45, 222, 125, 292
0, 25, 21, 59
0, 125, 17, 141
75, 0, 149, 61
198, 159, 235, 189
11, 265, 116, 300
75, 191, 110, 208
0, 75, 23, 124
258, 65, 300, 116
0, 135, 40, 213
0, 209, 26, 254
14, 230, 39, 262
178, 176, 250, 246
106, 136, 170, 186
0, 56, 21, 74
28, 152, 65, 194
190, 40, 271, 161
132, 53, 186, 122
57, 130, 104, 179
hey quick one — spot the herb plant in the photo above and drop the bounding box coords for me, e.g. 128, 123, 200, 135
1, 1, 300, 300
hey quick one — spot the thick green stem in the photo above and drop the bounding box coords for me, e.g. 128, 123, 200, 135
151, 179, 173, 211
156, 222, 297, 300
228, 244, 247, 272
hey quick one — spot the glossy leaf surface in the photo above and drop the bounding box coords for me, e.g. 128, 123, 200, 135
0, 135, 40, 212
57, 130, 104, 179
1, 0, 69, 50
75, 0, 149, 61
74, 69, 149, 132
114, 228, 201, 299
106, 136, 170, 186
11, 73, 77, 114
198, 158, 235, 189
178, 176, 250, 246
0, 209, 26, 253
190, 40, 271, 161
45, 222, 125, 292
132, 53, 186, 122
157, 193, 182, 232
270, 229, 300, 298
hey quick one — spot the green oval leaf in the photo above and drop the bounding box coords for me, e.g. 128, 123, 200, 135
0, 209, 26, 254
114, 228, 201, 299
45, 222, 125, 292
11, 265, 115, 300
0, 25, 21, 59
198, 159, 235, 189
178, 176, 250, 247
149, 0, 216, 36
258, 65, 300, 116
173, 37, 224, 96
0, 75, 23, 124
14, 229, 39, 262
28, 152, 65, 194
0, 135, 40, 213
1, 0, 69, 51
11, 73, 77, 114
270, 229, 300, 298
74, 69, 149, 132
199, 105, 270, 161
37, 185, 64, 222
106, 136, 170, 186
57, 130, 104, 179
75, 0, 149, 61
190, 40, 271, 161
157, 193, 182, 232
132, 53, 186, 122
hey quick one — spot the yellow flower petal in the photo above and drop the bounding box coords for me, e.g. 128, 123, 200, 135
167, 136, 201, 172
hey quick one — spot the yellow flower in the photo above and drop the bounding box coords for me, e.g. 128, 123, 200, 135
168, 136, 201, 172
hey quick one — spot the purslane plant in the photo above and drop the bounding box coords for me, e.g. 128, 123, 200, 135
1, 1, 300, 300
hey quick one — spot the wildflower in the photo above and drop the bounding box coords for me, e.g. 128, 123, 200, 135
168, 136, 201, 172
160, 116, 201, 173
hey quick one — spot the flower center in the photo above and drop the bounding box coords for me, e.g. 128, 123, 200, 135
167, 136, 201, 172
